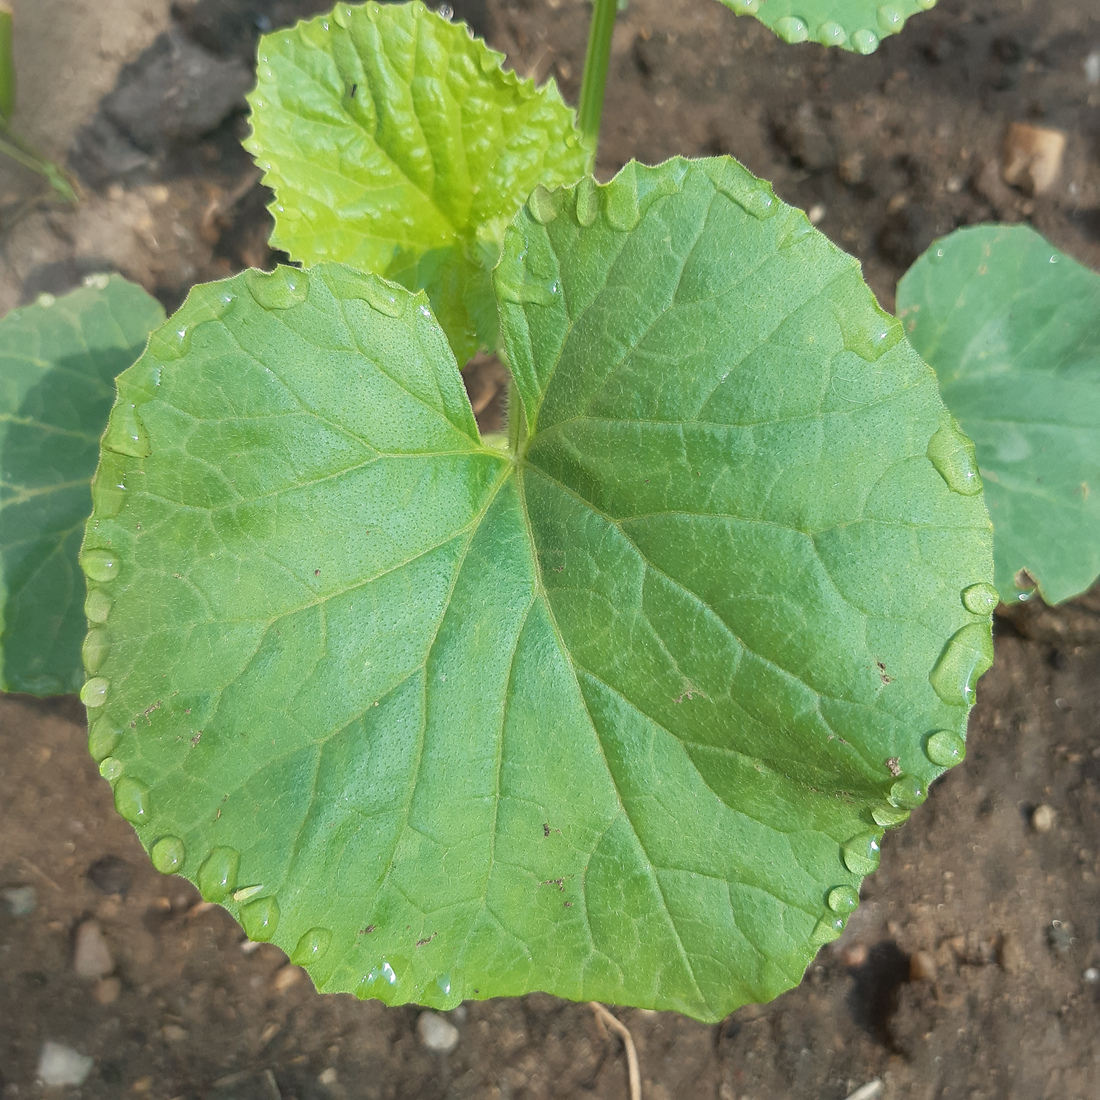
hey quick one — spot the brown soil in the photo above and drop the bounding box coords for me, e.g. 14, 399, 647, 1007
3, 0, 1100, 1097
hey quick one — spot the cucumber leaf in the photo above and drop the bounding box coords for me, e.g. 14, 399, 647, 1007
82, 159, 991, 1021
0, 276, 163, 696
245, 0, 588, 363
898, 225, 1100, 606
720, 0, 936, 52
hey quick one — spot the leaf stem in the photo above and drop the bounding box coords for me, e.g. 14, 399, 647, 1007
506, 377, 527, 456
0, 129, 78, 203
577, 0, 617, 167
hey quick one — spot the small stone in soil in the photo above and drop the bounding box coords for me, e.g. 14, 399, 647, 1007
417, 1011, 460, 1053
273, 964, 304, 993
318, 1067, 338, 1085
1084, 967, 1100, 983
2, 885, 36, 917
37, 1042, 94, 1087
909, 950, 937, 982
1031, 804, 1056, 832
1002, 122, 1066, 195
73, 920, 114, 979
161, 1024, 189, 1042
86, 854, 132, 896
93, 976, 122, 1004
1049, 920, 1075, 954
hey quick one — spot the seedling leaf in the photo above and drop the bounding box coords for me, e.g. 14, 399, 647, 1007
719, 0, 936, 53
0, 276, 163, 695
84, 160, 991, 1021
245, 0, 588, 363
899, 225, 1100, 605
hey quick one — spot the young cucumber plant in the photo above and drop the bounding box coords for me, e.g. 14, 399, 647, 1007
0, 0, 1048, 1022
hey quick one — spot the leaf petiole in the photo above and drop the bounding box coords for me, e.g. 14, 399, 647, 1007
577, 0, 618, 165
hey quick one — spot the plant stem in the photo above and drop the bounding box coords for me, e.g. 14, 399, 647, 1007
0, 130, 77, 202
577, 0, 617, 166
506, 378, 527, 455
0, 3, 15, 124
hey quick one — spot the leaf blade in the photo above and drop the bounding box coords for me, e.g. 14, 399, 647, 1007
246, 0, 588, 362
0, 276, 163, 695
898, 225, 1100, 604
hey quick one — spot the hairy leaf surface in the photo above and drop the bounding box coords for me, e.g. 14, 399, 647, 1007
84, 159, 991, 1020
720, 0, 936, 52
899, 225, 1100, 605
245, 0, 588, 363
0, 277, 163, 695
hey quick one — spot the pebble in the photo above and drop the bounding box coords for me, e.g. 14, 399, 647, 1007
1031, 804, 1056, 833
1086, 50, 1100, 85
37, 1042, 94, 1087
318, 1067, 338, 1085
1084, 967, 1100, 983
909, 950, 937, 982
93, 976, 122, 1004
73, 920, 114, 979
417, 1011, 460, 1053
2, 885, 36, 917
845, 1082, 883, 1100
86, 854, 132, 897
1002, 122, 1066, 195
273, 964, 304, 993
161, 1024, 189, 1042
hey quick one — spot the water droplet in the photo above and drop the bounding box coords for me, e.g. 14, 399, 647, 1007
114, 778, 150, 824
827, 885, 860, 914
926, 730, 965, 767
88, 718, 120, 761
778, 212, 815, 250
299, 17, 330, 48
495, 267, 557, 307
1049, 254, 1060, 264
365, 2, 379, 22
728, 182, 779, 221
85, 588, 113, 624
151, 836, 185, 874
83, 273, 111, 291
478, 49, 498, 73
332, 3, 354, 28
36, 292, 56, 308
155, 323, 192, 360
211, 289, 238, 319
962, 582, 999, 615
574, 178, 598, 226
291, 927, 333, 965
527, 185, 559, 225
832, 296, 902, 362
872, 804, 910, 827
810, 914, 844, 944
842, 833, 881, 875
436, 972, 452, 996
929, 245, 947, 264
727, 0, 759, 12
816, 21, 847, 46
198, 847, 240, 901
916, 0, 936, 9
876, 5, 906, 33
889, 775, 926, 809
929, 622, 994, 707
82, 549, 119, 583
91, 469, 126, 519
852, 28, 880, 54
99, 756, 123, 781
361, 279, 407, 318
245, 267, 310, 311
241, 896, 280, 941
774, 16, 809, 44
604, 180, 640, 231
82, 629, 110, 674
80, 677, 110, 707
927, 423, 982, 495
360, 960, 399, 992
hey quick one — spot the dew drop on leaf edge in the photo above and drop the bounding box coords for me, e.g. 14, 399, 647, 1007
929, 622, 994, 707
114, 778, 150, 824
241, 896, 281, 941
962, 582, 999, 615
88, 719, 120, 762
926, 423, 982, 495
151, 836, 186, 874
291, 926, 333, 965
926, 730, 966, 767
842, 833, 881, 876
197, 847, 241, 901
827, 885, 860, 914
82, 550, 119, 584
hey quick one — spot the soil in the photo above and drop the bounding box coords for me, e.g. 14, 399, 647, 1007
2, 0, 1100, 1097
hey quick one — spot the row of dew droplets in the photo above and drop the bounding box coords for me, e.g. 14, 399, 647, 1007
726, 0, 936, 52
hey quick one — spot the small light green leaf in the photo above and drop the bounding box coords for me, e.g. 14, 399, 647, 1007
245, 0, 588, 363
86, 159, 990, 1021
719, 0, 936, 52
0, 276, 163, 695
898, 225, 1100, 606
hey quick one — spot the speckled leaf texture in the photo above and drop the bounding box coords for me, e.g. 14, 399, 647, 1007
245, 1, 588, 364
899, 226, 1100, 606
82, 159, 992, 1022
0, 277, 163, 695
720, 0, 936, 52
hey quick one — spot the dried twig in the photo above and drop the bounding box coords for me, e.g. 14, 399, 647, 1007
589, 1001, 641, 1100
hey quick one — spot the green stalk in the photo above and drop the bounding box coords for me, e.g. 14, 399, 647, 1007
576, 0, 617, 165
0, 3, 13, 124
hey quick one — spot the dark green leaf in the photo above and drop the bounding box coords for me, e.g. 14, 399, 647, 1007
898, 225, 1100, 605
718, 0, 936, 51
0, 276, 163, 695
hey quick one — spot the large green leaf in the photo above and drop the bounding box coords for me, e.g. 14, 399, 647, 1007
898, 225, 1100, 606
720, 0, 936, 52
82, 159, 991, 1021
245, 0, 588, 364
0, 276, 163, 695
